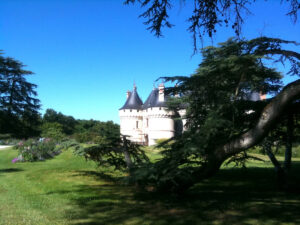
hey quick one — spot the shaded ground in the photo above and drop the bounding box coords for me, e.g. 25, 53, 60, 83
58, 164, 300, 225
0, 148, 300, 225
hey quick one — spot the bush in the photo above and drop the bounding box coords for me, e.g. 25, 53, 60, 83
155, 138, 174, 150
14, 138, 63, 162
41, 122, 65, 140
74, 132, 94, 143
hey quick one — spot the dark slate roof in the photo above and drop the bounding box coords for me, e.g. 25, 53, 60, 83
142, 88, 168, 109
119, 87, 143, 110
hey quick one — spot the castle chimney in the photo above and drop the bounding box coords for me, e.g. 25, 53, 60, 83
158, 83, 164, 102
126, 90, 131, 99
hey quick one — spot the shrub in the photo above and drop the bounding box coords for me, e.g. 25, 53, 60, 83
155, 138, 174, 150
41, 122, 65, 140
74, 132, 93, 143
15, 138, 63, 162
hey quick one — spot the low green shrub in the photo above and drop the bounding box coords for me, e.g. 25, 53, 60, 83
74, 132, 93, 143
155, 138, 169, 145
14, 138, 63, 162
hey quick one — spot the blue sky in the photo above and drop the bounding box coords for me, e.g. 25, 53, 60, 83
1, 0, 299, 123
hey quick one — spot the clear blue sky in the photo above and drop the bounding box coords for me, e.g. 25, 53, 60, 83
1, 0, 299, 123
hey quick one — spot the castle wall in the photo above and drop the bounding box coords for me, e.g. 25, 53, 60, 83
144, 107, 175, 145
119, 84, 186, 146
119, 109, 144, 143
119, 107, 186, 146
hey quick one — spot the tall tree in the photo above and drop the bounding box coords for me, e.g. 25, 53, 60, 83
130, 37, 300, 193
123, 0, 300, 193
0, 55, 40, 137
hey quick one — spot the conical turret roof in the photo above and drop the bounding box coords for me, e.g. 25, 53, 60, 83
143, 88, 167, 109
120, 85, 143, 110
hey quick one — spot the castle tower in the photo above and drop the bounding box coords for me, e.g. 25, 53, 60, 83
119, 84, 144, 143
119, 83, 186, 146
143, 83, 176, 145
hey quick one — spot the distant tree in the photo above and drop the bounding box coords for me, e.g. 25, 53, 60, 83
43, 109, 77, 135
125, 0, 300, 52
74, 119, 120, 143
0, 55, 40, 137
41, 109, 120, 142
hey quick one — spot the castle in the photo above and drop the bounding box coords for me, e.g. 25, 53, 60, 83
119, 84, 186, 146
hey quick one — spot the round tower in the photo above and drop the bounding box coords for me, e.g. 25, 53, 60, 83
119, 84, 144, 144
143, 83, 176, 145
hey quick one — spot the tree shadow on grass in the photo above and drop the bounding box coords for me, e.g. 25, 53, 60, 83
75, 170, 123, 183
48, 163, 300, 225
0, 168, 23, 173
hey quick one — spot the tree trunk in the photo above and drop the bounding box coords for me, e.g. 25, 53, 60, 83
284, 112, 294, 171
122, 136, 134, 171
265, 144, 287, 190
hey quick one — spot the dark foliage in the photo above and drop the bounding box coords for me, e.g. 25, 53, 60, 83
43, 108, 77, 135
132, 37, 300, 193
73, 135, 149, 172
0, 55, 41, 138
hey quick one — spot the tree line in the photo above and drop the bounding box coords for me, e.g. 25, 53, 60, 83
0, 54, 119, 142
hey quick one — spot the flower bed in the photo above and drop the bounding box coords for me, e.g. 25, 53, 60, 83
13, 138, 63, 162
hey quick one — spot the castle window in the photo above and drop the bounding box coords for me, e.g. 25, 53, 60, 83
123, 110, 125, 112
130, 109, 132, 112
159, 107, 161, 110
136, 121, 139, 129
137, 110, 139, 112
146, 119, 149, 127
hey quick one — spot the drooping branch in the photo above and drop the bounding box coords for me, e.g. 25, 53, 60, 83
218, 79, 300, 160
125, 1, 300, 52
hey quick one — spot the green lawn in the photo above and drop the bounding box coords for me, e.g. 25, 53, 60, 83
0, 148, 300, 225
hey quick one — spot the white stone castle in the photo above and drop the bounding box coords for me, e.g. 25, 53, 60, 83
119, 83, 186, 146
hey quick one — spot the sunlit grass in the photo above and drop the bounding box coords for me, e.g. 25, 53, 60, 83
0, 147, 299, 225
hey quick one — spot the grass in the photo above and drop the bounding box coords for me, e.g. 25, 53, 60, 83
0, 147, 300, 225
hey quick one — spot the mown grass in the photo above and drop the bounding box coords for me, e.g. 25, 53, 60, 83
0, 147, 300, 225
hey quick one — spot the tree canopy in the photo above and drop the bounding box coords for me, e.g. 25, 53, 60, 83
0, 55, 40, 137
120, 0, 300, 193
126, 37, 300, 193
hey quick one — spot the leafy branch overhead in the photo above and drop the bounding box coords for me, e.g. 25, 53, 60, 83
125, 0, 300, 52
